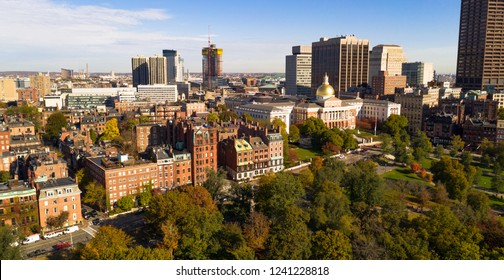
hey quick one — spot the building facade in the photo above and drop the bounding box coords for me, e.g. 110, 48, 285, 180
163, 50, 185, 83
371, 71, 407, 97
132, 56, 149, 87
149, 55, 167, 85
37, 178, 82, 229
137, 85, 178, 103
30, 73, 51, 97
369, 44, 406, 82
86, 155, 158, 210
285, 45, 312, 96
456, 0, 504, 91
202, 44, 223, 89
402, 62, 434, 87
312, 35, 370, 95
0, 181, 38, 235
0, 79, 17, 102
395, 88, 439, 133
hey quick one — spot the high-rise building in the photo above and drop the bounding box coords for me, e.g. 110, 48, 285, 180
311, 35, 370, 95
402, 62, 434, 87
163, 50, 185, 83
202, 44, 223, 89
29, 73, 51, 97
0, 78, 17, 101
285, 45, 312, 96
61, 68, 74, 79
149, 55, 167, 85
137, 84, 178, 103
371, 71, 407, 97
369, 45, 406, 82
456, 0, 504, 92
132, 56, 149, 87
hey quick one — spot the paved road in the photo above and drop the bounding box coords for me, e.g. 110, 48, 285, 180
20, 225, 97, 259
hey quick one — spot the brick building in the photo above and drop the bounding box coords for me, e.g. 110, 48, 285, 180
0, 180, 38, 235
135, 124, 166, 153
86, 154, 158, 210
371, 71, 407, 97
37, 178, 82, 229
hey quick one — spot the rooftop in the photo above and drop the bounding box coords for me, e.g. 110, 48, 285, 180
38, 177, 78, 190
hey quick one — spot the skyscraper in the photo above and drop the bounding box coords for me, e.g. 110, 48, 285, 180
132, 56, 149, 87
456, 0, 504, 92
311, 35, 369, 95
202, 44, 223, 89
402, 62, 434, 87
163, 50, 185, 83
29, 72, 51, 97
369, 45, 406, 81
149, 55, 167, 85
285, 45, 312, 96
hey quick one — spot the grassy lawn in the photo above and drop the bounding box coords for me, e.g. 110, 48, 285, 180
291, 146, 322, 161
382, 167, 425, 183
478, 174, 493, 189
489, 195, 504, 211
418, 158, 433, 170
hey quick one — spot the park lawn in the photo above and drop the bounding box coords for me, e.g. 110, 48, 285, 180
418, 158, 433, 170
292, 146, 322, 161
382, 167, 425, 183
478, 174, 493, 189
489, 195, 504, 211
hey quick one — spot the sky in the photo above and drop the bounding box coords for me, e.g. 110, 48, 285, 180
0, 0, 461, 74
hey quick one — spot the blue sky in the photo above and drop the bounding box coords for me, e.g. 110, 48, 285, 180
0, 0, 461, 73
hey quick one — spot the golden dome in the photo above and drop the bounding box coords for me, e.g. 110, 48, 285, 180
316, 74, 335, 97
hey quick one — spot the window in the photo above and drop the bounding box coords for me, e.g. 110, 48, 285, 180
44, 201, 48, 206
73, 213, 77, 220
73, 204, 76, 210
54, 208, 58, 213
45, 209, 49, 214
63, 205, 68, 211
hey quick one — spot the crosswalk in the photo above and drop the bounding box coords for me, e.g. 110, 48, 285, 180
82, 226, 97, 238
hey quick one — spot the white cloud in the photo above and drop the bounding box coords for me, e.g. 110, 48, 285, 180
0, 0, 207, 71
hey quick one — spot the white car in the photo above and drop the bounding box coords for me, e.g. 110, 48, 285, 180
43, 231, 63, 239
64, 225, 79, 234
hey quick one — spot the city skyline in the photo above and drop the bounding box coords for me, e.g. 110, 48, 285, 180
0, 0, 460, 74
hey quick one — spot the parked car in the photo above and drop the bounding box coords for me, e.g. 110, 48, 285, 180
81, 208, 88, 215
43, 231, 63, 239
64, 225, 79, 234
92, 218, 100, 225
54, 242, 71, 250
27, 249, 46, 258
21, 234, 40, 245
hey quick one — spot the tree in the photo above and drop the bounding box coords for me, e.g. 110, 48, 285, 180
223, 182, 254, 224
45, 112, 68, 141
138, 190, 152, 208
300, 117, 326, 137
244, 212, 270, 253
498, 108, 504, 120
414, 206, 482, 259
380, 133, 394, 154
219, 110, 239, 122
116, 195, 135, 211
145, 186, 223, 259
0, 226, 21, 260
435, 145, 445, 159
243, 113, 253, 123
100, 118, 120, 141
341, 160, 384, 206
431, 156, 471, 200
411, 130, 433, 161
82, 181, 106, 212
46, 211, 69, 229
450, 135, 465, 157
255, 172, 305, 220
382, 115, 408, 137
202, 168, 227, 201
89, 129, 98, 143
311, 228, 352, 260
213, 223, 255, 260
266, 206, 311, 259
0, 171, 11, 183
288, 125, 300, 143
460, 151, 473, 168
80, 226, 133, 260
207, 112, 219, 123
310, 181, 352, 233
